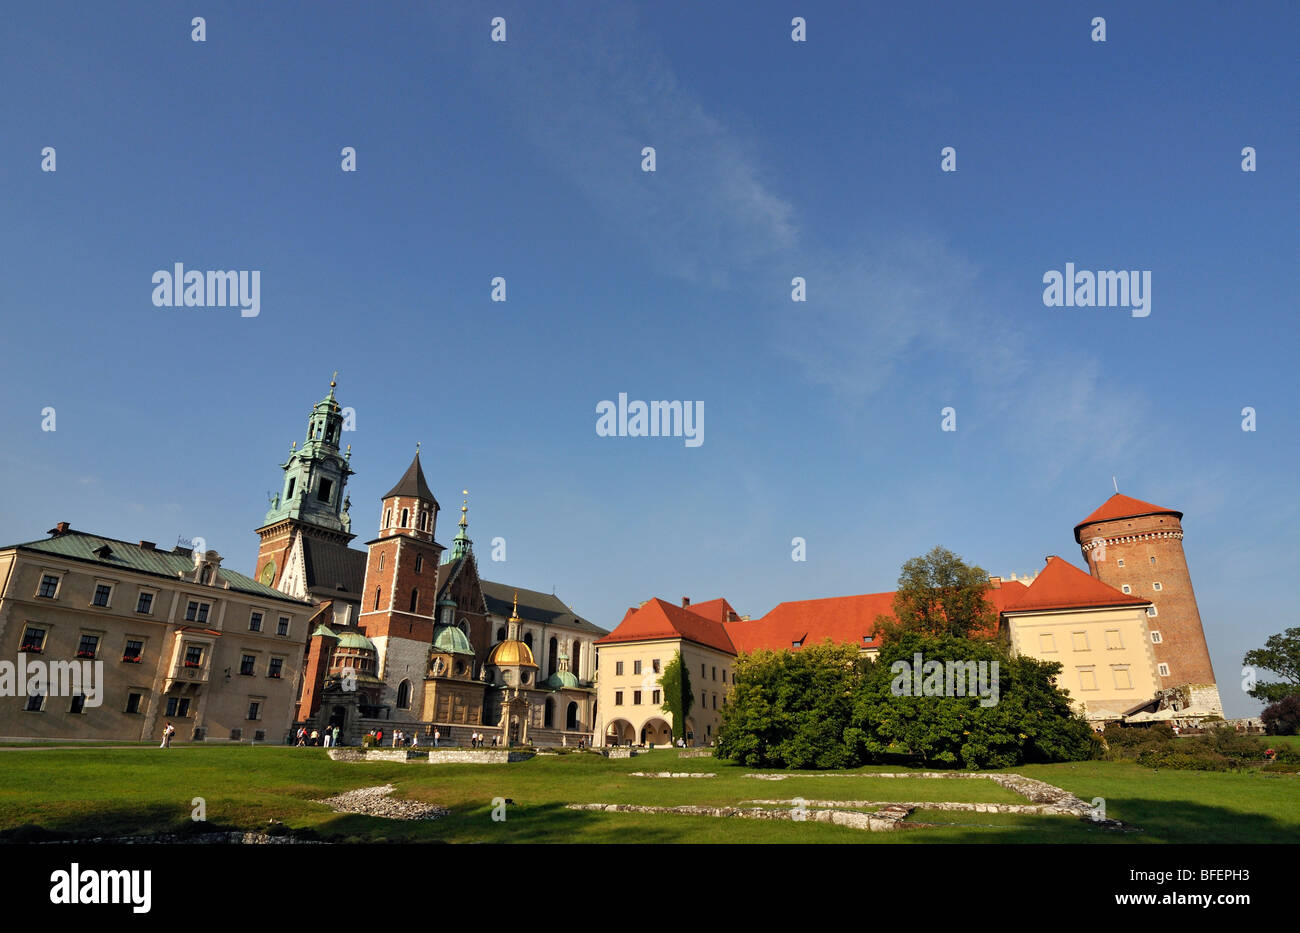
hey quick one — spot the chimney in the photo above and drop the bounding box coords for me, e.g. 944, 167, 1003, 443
139, 541, 156, 551
989, 576, 1002, 588
681, 597, 691, 608
48, 522, 70, 536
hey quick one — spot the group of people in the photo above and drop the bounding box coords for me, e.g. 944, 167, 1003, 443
296, 725, 341, 747
468, 731, 499, 748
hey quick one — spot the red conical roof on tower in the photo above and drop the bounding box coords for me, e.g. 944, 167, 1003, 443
1073, 493, 1181, 542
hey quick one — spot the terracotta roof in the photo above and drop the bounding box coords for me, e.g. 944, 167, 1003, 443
724, 583, 1029, 653
1074, 493, 1181, 541
596, 598, 737, 654
682, 597, 739, 623
1002, 556, 1150, 613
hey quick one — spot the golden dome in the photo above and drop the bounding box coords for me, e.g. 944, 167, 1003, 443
489, 639, 537, 668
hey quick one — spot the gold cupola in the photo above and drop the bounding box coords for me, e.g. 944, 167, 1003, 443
488, 592, 537, 669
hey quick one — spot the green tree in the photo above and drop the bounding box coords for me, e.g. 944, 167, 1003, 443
1243, 627, 1300, 703
852, 632, 1095, 769
659, 651, 693, 741
717, 641, 867, 769
874, 546, 996, 642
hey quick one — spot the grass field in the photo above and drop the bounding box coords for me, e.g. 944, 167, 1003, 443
0, 745, 1295, 843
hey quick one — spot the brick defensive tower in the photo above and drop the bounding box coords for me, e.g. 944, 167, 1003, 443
1075, 493, 1222, 716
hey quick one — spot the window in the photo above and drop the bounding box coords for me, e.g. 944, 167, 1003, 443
25, 692, 44, 712
123, 640, 144, 663
701, 664, 706, 678
92, 583, 112, 607
409, 589, 419, 613
38, 574, 60, 598
862, 635, 875, 645
652, 690, 661, 704
70, 694, 86, 714
384, 509, 391, 528
184, 645, 203, 668
240, 655, 256, 676
1112, 667, 1133, 690
1147, 606, 1158, 618
77, 634, 100, 659
713, 695, 718, 709
276, 617, 289, 637
496, 626, 506, 642
136, 592, 154, 614
524, 632, 533, 649
1157, 663, 1170, 677
1149, 556, 1156, 565
185, 601, 210, 623
249, 611, 263, 632
317, 478, 333, 503
287, 478, 296, 500
379, 553, 385, 571
1117, 559, 1125, 568
200, 566, 213, 585
396, 680, 411, 709
633, 690, 642, 705
401, 508, 409, 527
792, 639, 803, 648
615, 661, 624, 676
125, 692, 143, 714
374, 587, 382, 610
1150, 631, 1163, 644
419, 512, 428, 532
712, 667, 717, 681
247, 701, 261, 721
19, 626, 46, 653
1078, 667, 1098, 691
166, 696, 191, 717
614, 690, 624, 706
633, 660, 642, 675
268, 658, 283, 679
652, 658, 661, 674
1039, 633, 1057, 653
1071, 632, 1089, 652
415, 554, 423, 573
1105, 630, 1123, 650
1152, 582, 1162, 591
1121, 584, 1131, 594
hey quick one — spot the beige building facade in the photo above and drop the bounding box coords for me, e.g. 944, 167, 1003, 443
0, 525, 309, 743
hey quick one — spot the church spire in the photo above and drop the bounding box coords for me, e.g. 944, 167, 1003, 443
449, 489, 472, 561
260, 377, 354, 534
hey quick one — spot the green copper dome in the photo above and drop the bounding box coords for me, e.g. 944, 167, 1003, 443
433, 624, 473, 655
546, 670, 580, 689
336, 631, 376, 651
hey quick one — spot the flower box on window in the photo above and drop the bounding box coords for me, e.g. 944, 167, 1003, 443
268, 672, 281, 679
76, 650, 97, 659
122, 656, 142, 664
20, 644, 43, 654
183, 660, 201, 669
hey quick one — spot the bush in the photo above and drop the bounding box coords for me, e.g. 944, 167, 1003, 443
1136, 748, 1233, 771
1261, 694, 1300, 736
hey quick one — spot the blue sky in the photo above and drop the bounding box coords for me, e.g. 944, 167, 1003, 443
1, 1, 1295, 717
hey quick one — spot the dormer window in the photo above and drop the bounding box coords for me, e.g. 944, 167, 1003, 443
200, 566, 213, 585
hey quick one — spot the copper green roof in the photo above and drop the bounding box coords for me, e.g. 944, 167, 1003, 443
311, 623, 338, 639
433, 624, 473, 655
545, 670, 580, 689
335, 631, 376, 651
6, 530, 306, 604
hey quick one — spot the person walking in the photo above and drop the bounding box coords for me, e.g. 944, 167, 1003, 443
433, 728, 440, 748
332, 725, 340, 747
160, 722, 175, 748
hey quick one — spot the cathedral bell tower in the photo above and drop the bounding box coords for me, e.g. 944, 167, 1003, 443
359, 448, 446, 723
254, 376, 355, 594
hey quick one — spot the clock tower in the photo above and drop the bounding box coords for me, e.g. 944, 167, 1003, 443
254, 376, 357, 599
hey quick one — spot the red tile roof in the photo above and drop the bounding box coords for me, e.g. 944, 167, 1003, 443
596, 598, 737, 654
683, 597, 739, 623
1074, 493, 1181, 541
1002, 556, 1150, 613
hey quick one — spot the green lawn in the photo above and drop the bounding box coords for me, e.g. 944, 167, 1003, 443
0, 746, 1294, 843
